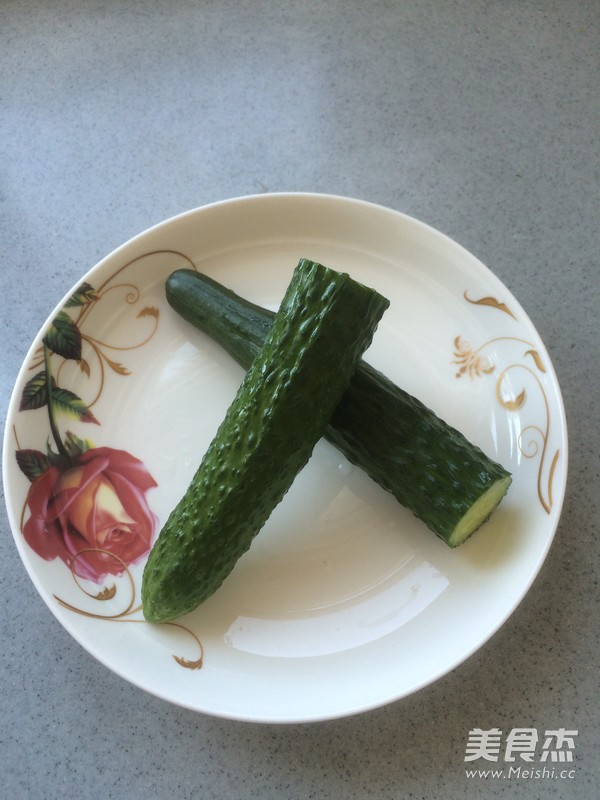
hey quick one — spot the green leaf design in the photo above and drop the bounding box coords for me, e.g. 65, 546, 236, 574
15, 449, 50, 481
51, 386, 100, 424
63, 430, 93, 459
43, 310, 82, 360
64, 282, 98, 308
19, 371, 49, 411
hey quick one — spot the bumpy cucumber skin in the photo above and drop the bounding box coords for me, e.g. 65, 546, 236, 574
327, 361, 511, 543
142, 260, 389, 622
166, 268, 511, 546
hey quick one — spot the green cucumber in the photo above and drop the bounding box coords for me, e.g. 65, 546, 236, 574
165, 268, 512, 548
142, 259, 389, 622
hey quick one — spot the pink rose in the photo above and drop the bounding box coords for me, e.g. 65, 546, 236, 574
23, 447, 158, 583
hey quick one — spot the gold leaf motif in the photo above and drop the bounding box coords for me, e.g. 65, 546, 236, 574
547, 450, 560, 510
525, 349, 546, 373
78, 358, 91, 376
464, 290, 516, 319
452, 336, 495, 379
173, 655, 204, 670
95, 585, 117, 601
165, 622, 205, 671
138, 306, 159, 319
498, 388, 526, 411
103, 355, 132, 376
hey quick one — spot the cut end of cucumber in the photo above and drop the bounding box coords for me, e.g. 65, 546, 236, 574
447, 474, 512, 548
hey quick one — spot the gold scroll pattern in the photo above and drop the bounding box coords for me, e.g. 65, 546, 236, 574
54, 550, 203, 670
45, 249, 196, 409
453, 293, 560, 515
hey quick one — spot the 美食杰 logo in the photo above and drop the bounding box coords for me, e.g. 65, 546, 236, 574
464, 728, 578, 781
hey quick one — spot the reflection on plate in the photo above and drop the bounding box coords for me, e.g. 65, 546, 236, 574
3, 194, 567, 722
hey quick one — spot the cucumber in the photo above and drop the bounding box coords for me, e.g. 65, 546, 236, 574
166, 268, 512, 548
142, 259, 389, 622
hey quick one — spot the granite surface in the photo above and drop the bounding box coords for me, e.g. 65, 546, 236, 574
1, 1, 598, 798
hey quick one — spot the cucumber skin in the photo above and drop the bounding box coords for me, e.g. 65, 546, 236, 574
327, 362, 510, 540
142, 260, 389, 622
166, 269, 512, 546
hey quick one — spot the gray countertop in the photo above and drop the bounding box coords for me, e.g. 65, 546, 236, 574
1, 2, 598, 798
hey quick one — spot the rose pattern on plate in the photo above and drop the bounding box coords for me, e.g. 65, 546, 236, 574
15, 277, 160, 578
20, 445, 158, 583
13, 253, 203, 670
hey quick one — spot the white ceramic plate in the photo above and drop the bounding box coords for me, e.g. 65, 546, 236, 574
3, 194, 567, 722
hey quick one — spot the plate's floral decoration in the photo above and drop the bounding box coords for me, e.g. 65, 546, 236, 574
20, 444, 158, 583
16, 279, 159, 581
454, 291, 560, 515
13, 252, 203, 670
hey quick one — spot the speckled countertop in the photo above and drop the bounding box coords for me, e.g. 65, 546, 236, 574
1, 2, 598, 798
